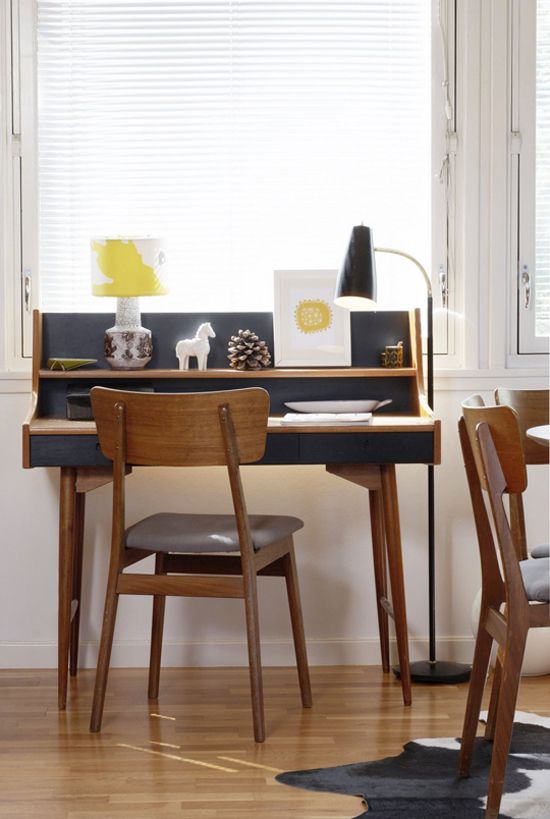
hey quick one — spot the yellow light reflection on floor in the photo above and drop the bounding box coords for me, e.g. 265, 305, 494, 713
218, 756, 282, 773
117, 743, 237, 773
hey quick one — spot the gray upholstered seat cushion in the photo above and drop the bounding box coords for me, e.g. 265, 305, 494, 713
520, 557, 550, 603
125, 513, 304, 553
530, 543, 550, 559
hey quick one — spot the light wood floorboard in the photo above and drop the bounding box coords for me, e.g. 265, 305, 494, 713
0, 666, 548, 818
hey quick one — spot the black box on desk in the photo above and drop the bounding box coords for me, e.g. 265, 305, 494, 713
66, 384, 154, 420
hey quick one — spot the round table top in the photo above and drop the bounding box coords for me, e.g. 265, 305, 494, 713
526, 425, 550, 446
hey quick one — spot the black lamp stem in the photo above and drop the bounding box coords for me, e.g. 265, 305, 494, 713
427, 294, 435, 663
339, 234, 471, 684
397, 288, 470, 684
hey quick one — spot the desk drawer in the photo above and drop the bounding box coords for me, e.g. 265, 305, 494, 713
299, 432, 434, 464
260, 434, 300, 464
29, 431, 435, 468
30, 436, 112, 467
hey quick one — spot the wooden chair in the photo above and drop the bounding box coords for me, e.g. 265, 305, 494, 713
462, 394, 548, 561
89, 386, 312, 742
494, 387, 549, 466
495, 388, 549, 560
458, 401, 550, 819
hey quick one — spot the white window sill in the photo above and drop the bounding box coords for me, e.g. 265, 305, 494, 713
0, 371, 32, 394
434, 368, 549, 391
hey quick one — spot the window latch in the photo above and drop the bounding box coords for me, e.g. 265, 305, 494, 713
22, 268, 32, 312
438, 264, 448, 309
521, 264, 530, 309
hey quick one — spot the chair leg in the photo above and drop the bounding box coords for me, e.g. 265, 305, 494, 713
369, 488, 390, 673
70, 492, 86, 677
458, 619, 494, 777
484, 636, 526, 819
148, 553, 166, 700
282, 545, 312, 708
242, 570, 265, 742
485, 654, 503, 741
90, 566, 120, 733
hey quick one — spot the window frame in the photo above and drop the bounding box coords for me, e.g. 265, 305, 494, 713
510, 0, 549, 358
2, 0, 452, 373
1, 0, 37, 373
432, 0, 457, 360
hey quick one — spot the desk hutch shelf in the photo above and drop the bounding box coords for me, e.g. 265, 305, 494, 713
39, 367, 417, 379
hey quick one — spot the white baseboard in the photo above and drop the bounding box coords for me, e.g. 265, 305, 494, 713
0, 635, 476, 669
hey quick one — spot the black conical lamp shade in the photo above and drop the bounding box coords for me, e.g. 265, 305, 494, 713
334, 225, 378, 309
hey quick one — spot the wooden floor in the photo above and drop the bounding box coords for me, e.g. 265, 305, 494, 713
1, 666, 549, 818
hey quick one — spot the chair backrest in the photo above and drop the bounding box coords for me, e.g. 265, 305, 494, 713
461, 397, 527, 495
475, 421, 531, 611
459, 404, 532, 609
91, 387, 270, 467
494, 388, 549, 465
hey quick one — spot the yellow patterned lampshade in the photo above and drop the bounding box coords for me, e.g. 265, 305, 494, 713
91, 237, 167, 297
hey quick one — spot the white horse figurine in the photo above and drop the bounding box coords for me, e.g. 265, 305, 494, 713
175, 322, 216, 371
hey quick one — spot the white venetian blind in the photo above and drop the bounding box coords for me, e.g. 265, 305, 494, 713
37, 0, 431, 313
536, 0, 550, 337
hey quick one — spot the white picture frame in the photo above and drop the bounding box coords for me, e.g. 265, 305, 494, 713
273, 270, 351, 367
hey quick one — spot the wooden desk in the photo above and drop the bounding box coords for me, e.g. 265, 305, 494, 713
23, 310, 440, 712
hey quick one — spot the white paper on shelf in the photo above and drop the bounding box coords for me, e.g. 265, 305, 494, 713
281, 412, 373, 425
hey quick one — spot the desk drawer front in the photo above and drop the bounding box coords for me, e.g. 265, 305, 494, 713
30, 436, 112, 467
29, 434, 300, 468
29, 431, 434, 467
298, 432, 434, 464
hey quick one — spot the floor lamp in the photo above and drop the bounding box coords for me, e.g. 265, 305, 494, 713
335, 225, 471, 684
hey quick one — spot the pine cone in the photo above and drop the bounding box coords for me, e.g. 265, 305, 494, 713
227, 329, 272, 370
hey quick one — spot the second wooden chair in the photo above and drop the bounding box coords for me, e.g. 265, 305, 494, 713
495, 387, 549, 560
458, 399, 550, 818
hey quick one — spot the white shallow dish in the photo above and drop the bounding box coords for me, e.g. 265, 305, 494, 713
284, 399, 392, 413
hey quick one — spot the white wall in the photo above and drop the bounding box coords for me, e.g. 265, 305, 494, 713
1, 377, 547, 669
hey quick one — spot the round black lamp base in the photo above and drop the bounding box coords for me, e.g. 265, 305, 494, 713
393, 660, 471, 685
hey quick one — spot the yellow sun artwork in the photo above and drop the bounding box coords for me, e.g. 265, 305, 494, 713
294, 299, 333, 334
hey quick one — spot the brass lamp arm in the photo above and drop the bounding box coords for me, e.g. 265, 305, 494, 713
374, 246, 432, 297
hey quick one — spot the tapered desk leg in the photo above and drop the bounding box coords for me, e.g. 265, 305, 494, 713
70, 491, 86, 676
380, 464, 411, 706
59, 467, 77, 709
369, 489, 390, 674
326, 463, 411, 702
56, 466, 127, 708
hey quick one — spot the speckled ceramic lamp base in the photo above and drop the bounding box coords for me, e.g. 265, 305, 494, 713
104, 297, 153, 370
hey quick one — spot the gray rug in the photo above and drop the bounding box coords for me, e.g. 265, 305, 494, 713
276, 712, 550, 818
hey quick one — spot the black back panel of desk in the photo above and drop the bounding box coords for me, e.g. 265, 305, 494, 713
42, 312, 411, 369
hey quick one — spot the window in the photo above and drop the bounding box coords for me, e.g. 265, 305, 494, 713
514, 0, 550, 355
32, 0, 433, 322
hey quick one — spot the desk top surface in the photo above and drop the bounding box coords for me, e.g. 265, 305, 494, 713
29, 414, 437, 436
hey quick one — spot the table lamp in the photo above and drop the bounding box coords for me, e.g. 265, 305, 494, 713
335, 224, 471, 686
91, 237, 166, 369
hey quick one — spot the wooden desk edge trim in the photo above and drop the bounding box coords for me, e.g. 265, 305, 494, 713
27, 416, 438, 436
23, 312, 43, 468
22, 390, 38, 468
433, 419, 442, 464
